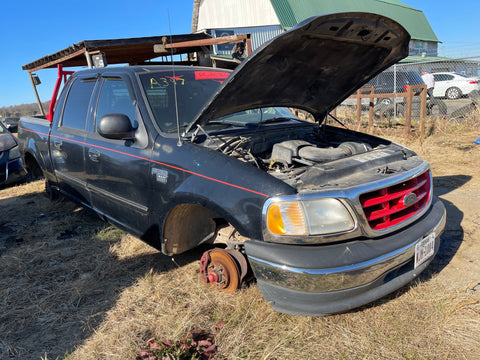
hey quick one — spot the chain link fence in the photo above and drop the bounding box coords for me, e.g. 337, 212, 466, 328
336, 57, 480, 131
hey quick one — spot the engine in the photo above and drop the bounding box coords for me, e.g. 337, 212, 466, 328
270, 140, 372, 167
198, 122, 404, 188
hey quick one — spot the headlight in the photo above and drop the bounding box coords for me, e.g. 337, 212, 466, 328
266, 198, 355, 236
8, 145, 21, 161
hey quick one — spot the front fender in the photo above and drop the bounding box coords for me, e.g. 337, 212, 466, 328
159, 191, 265, 242
149, 139, 295, 241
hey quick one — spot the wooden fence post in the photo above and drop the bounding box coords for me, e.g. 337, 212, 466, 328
404, 86, 413, 136
419, 85, 427, 138
368, 88, 374, 131
356, 89, 362, 128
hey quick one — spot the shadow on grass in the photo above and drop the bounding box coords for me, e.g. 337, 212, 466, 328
0, 190, 205, 360
433, 174, 472, 197
427, 175, 470, 275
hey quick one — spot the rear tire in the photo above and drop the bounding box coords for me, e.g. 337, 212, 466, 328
377, 103, 404, 120
427, 99, 447, 117
24, 155, 43, 181
450, 103, 477, 119
446, 87, 462, 100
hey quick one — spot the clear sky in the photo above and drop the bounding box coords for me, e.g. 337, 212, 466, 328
1, 0, 479, 108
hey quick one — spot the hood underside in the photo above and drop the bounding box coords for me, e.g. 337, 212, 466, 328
188, 12, 410, 131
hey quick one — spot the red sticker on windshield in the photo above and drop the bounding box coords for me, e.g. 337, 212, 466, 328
195, 71, 230, 80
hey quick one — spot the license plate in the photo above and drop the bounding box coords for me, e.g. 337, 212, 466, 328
414, 232, 436, 269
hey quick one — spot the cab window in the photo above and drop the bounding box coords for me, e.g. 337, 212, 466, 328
96, 78, 136, 127
60, 78, 96, 130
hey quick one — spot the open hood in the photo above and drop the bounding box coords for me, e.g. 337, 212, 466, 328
186, 12, 410, 132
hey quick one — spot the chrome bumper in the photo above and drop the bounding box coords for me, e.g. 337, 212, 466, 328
245, 197, 446, 315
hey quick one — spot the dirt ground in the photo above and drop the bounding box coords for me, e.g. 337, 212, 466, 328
1, 122, 479, 359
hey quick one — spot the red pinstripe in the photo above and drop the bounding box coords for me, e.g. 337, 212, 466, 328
20, 127, 269, 198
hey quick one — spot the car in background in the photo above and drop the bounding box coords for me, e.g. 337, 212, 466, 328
1, 117, 20, 133
432, 72, 480, 100
0, 122, 27, 186
342, 70, 425, 107
368, 70, 425, 105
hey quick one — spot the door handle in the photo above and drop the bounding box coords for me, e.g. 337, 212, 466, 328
88, 148, 100, 162
53, 140, 63, 149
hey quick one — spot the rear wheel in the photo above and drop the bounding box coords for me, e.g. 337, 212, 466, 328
427, 99, 447, 117
450, 103, 477, 119
376, 103, 404, 120
378, 97, 393, 106
446, 87, 462, 100
24, 155, 43, 181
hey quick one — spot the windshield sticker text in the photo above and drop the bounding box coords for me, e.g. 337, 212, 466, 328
150, 75, 185, 88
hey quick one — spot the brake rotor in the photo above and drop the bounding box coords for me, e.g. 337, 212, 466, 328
200, 249, 241, 293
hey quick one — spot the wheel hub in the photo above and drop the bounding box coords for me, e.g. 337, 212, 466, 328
199, 249, 242, 293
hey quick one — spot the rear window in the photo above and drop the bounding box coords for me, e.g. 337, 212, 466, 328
406, 72, 424, 85
434, 74, 454, 81
139, 70, 230, 132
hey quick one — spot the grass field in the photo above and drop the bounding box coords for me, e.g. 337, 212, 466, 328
1, 115, 479, 360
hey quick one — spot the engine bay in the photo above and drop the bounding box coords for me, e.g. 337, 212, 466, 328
196, 121, 418, 189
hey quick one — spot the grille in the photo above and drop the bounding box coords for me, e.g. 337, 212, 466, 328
360, 170, 431, 231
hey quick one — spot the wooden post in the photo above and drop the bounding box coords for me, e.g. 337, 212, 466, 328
404, 86, 413, 137
245, 35, 252, 56
331, 107, 337, 118
29, 72, 46, 117
419, 85, 427, 138
356, 89, 362, 128
368, 88, 374, 131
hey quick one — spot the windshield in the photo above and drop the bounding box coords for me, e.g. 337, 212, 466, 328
211, 107, 298, 126
139, 69, 230, 132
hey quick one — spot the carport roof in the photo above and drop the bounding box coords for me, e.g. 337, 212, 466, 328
22, 33, 212, 72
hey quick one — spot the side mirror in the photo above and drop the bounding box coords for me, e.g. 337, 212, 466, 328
98, 114, 135, 140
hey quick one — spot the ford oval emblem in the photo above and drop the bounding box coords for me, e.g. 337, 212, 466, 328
403, 193, 417, 207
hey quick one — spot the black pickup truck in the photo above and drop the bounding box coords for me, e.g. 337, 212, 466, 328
18, 13, 446, 316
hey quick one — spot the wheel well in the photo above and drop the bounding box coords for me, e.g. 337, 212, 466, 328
162, 203, 220, 255
24, 152, 43, 179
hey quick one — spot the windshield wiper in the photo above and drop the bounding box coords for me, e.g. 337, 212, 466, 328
258, 117, 292, 124
207, 119, 245, 126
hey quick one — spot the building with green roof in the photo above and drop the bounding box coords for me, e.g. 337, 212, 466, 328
192, 0, 440, 58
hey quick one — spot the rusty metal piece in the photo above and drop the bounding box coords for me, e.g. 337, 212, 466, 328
199, 249, 241, 293
225, 248, 249, 284
163, 34, 251, 51
213, 225, 249, 245
199, 251, 211, 283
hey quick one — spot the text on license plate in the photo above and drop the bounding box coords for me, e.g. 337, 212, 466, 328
414, 232, 436, 269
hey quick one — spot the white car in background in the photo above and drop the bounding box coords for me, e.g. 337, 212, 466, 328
432, 72, 480, 100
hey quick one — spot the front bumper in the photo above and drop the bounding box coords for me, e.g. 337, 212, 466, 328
245, 197, 446, 316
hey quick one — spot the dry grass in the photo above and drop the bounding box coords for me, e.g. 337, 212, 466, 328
1, 114, 480, 360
